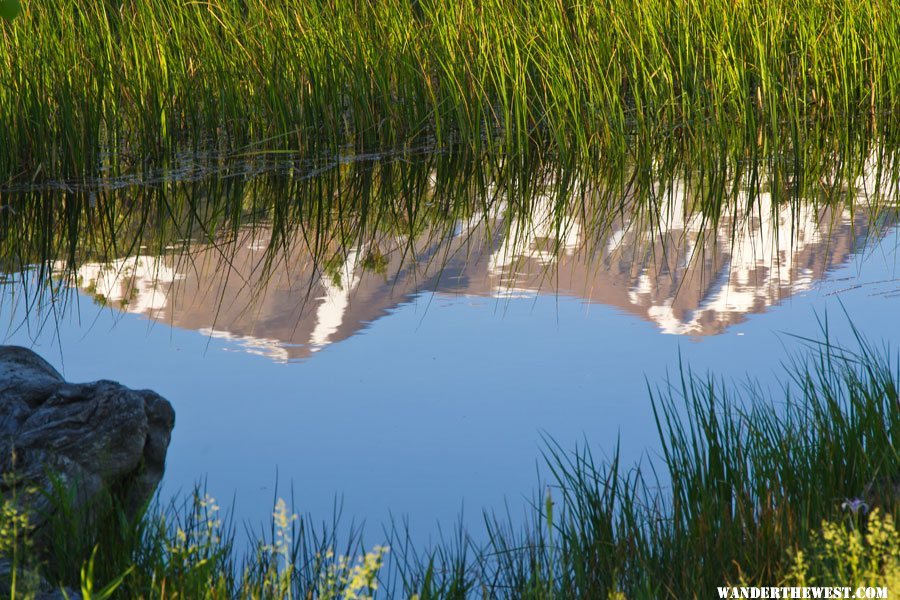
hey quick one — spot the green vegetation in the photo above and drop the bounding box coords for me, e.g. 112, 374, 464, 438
0, 329, 897, 598
0, 0, 19, 22
0, 1, 898, 597
783, 509, 899, 591
1, 0, 899, 182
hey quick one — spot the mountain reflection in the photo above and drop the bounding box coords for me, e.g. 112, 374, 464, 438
56, 173, 890, 362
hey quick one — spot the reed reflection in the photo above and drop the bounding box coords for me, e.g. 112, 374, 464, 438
45, 149, 897, 361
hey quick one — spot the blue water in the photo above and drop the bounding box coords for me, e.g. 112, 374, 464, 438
1, 224, 898, 547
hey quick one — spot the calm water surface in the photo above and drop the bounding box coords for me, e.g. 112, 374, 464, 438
2, 156, 899, 544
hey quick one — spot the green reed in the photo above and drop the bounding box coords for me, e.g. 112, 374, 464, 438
473, 325, 899, 598
0, 0, 898, 183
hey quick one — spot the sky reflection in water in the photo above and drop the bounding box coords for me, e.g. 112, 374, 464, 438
2, 157, 899, 544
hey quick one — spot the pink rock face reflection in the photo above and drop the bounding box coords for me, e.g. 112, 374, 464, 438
57, 172, 892, 362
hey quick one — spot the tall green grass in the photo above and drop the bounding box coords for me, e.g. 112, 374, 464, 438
0, 328, 896, 598
0, 0, 898, 182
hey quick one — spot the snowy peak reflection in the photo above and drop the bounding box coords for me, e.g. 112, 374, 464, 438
58, 178, 888, 362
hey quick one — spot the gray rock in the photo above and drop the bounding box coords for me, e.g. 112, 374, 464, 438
0, 346, 175, 532
0, 558, 81, 599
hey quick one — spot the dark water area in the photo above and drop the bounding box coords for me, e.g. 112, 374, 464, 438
1, 144, 899, 546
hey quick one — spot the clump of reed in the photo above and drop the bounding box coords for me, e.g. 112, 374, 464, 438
0, 0, 898, 182
0, 328, 896, 598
